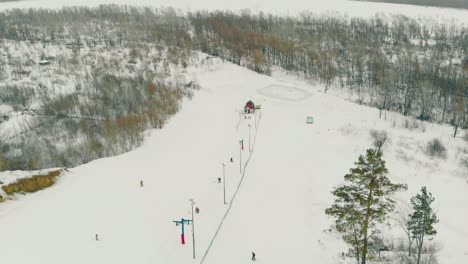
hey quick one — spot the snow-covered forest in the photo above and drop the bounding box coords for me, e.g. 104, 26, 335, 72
0, 6, 202, 169
0, 5, 467, 170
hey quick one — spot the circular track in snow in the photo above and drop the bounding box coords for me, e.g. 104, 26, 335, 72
257, 84, 311, 102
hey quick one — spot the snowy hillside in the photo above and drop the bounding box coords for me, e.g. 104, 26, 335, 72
1, 57, 467, 264
1, 0, 468, 24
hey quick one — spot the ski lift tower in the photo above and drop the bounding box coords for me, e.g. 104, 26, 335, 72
173, 218, 192, 244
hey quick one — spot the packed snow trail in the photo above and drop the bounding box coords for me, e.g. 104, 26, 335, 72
199, 111, 261, 264
200, 97, 351, 264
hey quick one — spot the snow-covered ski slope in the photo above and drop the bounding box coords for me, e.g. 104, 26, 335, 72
1, 59, 468, 264
1, 0, 468, 24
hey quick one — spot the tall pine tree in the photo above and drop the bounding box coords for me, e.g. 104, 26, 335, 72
408, 187, 439, 264
326, 149, 407, 264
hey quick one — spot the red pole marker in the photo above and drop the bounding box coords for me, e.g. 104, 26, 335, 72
181, 234, 185, 244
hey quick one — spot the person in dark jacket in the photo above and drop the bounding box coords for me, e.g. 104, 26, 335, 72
252, 251, 256, 261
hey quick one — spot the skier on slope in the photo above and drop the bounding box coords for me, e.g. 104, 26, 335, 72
252, 251, 256, 261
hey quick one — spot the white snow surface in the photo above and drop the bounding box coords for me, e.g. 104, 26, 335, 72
0, 0, 468, 24
1, 58, 467, 264
0, 105, 12, 113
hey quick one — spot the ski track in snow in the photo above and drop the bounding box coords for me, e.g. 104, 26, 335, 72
257, 85, 311, 102
200, 111, 261, 264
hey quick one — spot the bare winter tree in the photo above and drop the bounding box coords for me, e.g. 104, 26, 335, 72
394, 204, 415, 257
370, 129, 388, 152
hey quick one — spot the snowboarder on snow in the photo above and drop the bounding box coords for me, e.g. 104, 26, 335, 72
252, 252, 256, 261
95, 234, 99, 241
140, 180, 144, 187
230, 157, 233, 162
218, 177, 221, 183
195, 207, 199, 214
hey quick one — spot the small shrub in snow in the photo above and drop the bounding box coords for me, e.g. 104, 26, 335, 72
460, 156, 468, 167
464, 131, 468, 142
0, 151, 8, 171
395, 252, 413, 264
1, 169, 62, 195
426, 139, 447, 159
404, 119, 422, 131
459, 156, 468, 181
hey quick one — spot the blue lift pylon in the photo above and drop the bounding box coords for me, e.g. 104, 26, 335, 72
173, 218, 192, 244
